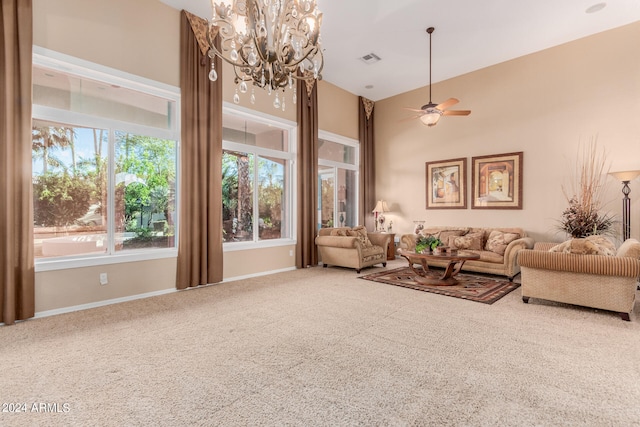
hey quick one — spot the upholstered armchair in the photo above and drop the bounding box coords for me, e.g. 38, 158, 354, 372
315, 226, 390, 273
518, 239, 640, 320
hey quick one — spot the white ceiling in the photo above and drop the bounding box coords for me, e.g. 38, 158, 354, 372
159, 0, 640, 102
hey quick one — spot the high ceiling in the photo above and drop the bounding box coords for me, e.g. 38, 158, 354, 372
159, 0, 640, 101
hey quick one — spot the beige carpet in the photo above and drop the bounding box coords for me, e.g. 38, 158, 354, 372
2, 259, 640, 426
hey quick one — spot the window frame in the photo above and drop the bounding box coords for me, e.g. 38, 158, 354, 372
221, 102, 297, 252
32, 47, 181, 272
318, 130, 360, 229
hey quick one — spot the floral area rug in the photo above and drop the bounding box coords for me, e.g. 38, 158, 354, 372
359, 267, 520, 304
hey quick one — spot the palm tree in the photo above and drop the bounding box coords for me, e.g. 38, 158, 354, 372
32, 126, 72, 174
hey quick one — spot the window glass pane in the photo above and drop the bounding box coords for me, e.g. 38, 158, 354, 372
114, 132, 177, 251
222, 150, 254, 242
33, 65, 174, 130
318, 165, 335, 228
222, 114, 287, 152
33, 120, 108, 258
340, 169, 357, 228
318, 139, 355, 164
258, 156, 286, 240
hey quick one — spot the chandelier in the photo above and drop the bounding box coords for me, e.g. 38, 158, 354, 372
207, 0, 324, 111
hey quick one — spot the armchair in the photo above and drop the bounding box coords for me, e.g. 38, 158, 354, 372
315, 226, 390, 273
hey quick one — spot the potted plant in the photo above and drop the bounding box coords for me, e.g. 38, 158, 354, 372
559, 140, 614, 238
415, 235, 441, 253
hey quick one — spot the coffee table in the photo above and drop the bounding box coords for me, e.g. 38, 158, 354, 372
398, 249, 481, 286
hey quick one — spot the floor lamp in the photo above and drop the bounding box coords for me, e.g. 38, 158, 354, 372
610, 170, 640, 241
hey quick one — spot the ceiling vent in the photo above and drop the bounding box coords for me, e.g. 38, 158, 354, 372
360, 53, 381, 64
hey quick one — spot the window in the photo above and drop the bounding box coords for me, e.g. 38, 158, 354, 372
32, 48, 179, 268
318, 132, 359, 229
222, 105, 295, 247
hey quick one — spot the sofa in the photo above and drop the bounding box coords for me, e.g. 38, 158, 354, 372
315, 226, 390, 273
400, 226, 534, 280
518, 238, 640, 321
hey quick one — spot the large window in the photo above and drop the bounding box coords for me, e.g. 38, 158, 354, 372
32, 48, 179, 268
222, 106, 295, 247
318, 132, 359, 229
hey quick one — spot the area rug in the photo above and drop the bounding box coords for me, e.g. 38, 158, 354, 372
359, 267, 520, 304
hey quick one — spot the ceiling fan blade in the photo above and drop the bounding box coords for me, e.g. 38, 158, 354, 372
403, 107, 427, 112
436, 98, 459, 110
399, 115, 423, 122
443, 110, 471, 116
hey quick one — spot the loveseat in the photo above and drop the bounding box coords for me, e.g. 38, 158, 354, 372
518, 238, 640, 321
315, 226, 390, 273
400, 226, 534, 280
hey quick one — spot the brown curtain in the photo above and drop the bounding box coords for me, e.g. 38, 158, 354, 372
0, 0, 35, 325
359, 97, 376, 231
176, 11, 223, 289
296, 78, 319, 268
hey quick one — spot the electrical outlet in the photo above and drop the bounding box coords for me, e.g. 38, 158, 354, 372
99, 273, 108, 285
289, 250, 293, 256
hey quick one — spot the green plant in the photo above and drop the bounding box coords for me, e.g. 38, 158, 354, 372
415, 235, 441, 253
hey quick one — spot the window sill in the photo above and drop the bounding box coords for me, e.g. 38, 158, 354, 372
35, 248, 178, 272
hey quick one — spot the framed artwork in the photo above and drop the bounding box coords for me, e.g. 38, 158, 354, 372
471, 151, 523, 209
425, 157, 467, 209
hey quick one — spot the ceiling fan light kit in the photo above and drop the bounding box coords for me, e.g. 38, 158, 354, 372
406, 26, 471, 127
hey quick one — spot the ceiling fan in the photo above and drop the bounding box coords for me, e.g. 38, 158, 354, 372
405, 27, 471, 127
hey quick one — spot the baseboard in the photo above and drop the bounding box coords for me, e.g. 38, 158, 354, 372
221, 266, 297, 283
33, 288, 177, 319
30, 266, 297, 320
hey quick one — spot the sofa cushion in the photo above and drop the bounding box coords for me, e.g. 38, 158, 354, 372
549, 235, 616, 256
617, 239, 640, 259
485, 230, 519, 255
330, 228, 348, 237
467, 250, 504, 264
361, 245, 385, 263
448, 231, 484, 250
348, 226, 373, 247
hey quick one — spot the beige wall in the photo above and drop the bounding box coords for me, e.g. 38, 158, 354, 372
31, 0, 357, 314
375, 22, 640, 244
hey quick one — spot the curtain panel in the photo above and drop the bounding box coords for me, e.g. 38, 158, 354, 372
176, 11, 223, 289
0, 0, 35, 324
296, 78, 319, 268
359, 97, 376, 231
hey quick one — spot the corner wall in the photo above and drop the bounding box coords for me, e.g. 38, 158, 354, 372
375, 22, 640, 244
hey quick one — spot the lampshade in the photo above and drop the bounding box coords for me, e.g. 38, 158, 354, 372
372, 200, 390, 213
610, 170, 640, 182
419, 111, 442, 127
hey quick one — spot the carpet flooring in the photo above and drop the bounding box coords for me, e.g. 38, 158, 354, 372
2, 259, 640, 426
359, 267, 520, 304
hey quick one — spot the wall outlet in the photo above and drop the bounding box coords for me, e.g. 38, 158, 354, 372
289, 250, 293, 257
99, 273, 108, 285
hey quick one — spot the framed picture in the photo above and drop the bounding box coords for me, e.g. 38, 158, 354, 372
425, 157, 467, 209
471, 151, 523, 209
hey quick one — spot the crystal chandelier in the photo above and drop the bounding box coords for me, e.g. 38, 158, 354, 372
207, 0, 324, 111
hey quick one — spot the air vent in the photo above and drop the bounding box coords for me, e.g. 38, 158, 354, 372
359, 53, 381, 64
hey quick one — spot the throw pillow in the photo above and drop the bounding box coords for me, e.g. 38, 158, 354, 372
330, 229, 347, 236
437, 230, 467, 243
617, 239, 640, 259
448, 232, 483, 250
549, 236, 616, 256
484, 230, 519, 255
349, 226, 373, 247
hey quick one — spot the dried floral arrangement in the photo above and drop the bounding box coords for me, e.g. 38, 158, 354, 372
559, 140, 614, 238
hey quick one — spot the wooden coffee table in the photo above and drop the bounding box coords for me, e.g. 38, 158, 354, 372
398, 249, 481, 286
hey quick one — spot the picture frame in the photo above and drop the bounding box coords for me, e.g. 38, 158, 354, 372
425, 157, 467, 209
471, 151, 523, 209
